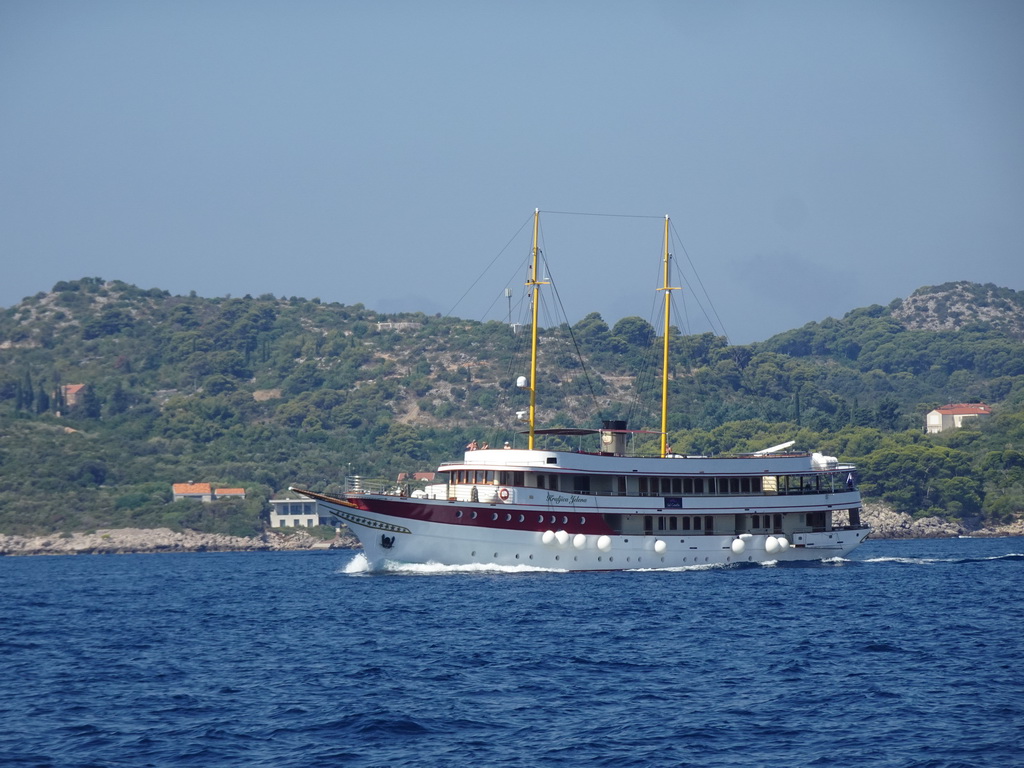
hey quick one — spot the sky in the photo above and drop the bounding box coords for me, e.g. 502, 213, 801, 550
2, 1, 1022, 345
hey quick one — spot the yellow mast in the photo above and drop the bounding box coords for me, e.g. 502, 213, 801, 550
526, 208, 546, 449
658, 215, 679, 458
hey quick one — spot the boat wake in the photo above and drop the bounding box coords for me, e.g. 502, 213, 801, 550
859, 553, 1023, 566
339, 553, 566, 575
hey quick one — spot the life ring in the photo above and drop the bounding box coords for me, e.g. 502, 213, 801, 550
498, 487, 510, 501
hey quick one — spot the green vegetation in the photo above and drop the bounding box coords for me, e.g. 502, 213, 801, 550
1, 277, 1022, 536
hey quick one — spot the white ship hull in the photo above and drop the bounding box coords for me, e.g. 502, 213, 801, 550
296, 459, 871, 571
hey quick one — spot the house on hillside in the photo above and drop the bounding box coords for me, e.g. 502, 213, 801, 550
925, 403, 992, 434
62, 383, 86, 407
172, 482, 213, 502
171, 484, 247, 502
268, 498, 342, 528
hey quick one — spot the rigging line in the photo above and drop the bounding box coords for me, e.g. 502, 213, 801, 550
443, 213, 535, 319
669, 220, 730, 343
626, 276, 665, 429
542, 210, 667, 220
670, 258, 719, 338
542, 254, 602, 414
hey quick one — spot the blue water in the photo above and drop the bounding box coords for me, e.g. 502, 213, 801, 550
1, 539, 1022, 768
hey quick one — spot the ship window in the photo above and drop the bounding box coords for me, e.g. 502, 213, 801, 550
682, 517, 691, 531
638, 477, 649, 495
617, 477, 627, 496
536, 475, 545, 489
660, 478, 671, 495
704, 516, 714, 532
693, 516, 702, 530
669, 517, 678, 531
752, 477, 762, 492
486, 471, 495, 483
752, 514, 760, 528
514, 472, 524, 485
672, 478, 682, 494
740, 477, 751, 493
658, 516, 666, 531
573, 475, 591, 493
774, 514, 783, 530
729, 478, 740, 494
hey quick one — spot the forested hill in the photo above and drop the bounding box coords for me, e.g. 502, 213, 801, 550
1, 277, 1022, 536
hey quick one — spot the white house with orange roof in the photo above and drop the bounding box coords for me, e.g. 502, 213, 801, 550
172, 482, 213, 502
926, 403, 992, 434
171, 484, 247, 502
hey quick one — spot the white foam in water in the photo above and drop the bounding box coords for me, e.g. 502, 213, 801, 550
341, 553, 371, 574
384, 561, 565, 575
339, 555, 564, 575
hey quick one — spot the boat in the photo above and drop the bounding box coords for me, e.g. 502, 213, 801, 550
291, 210, 870, 570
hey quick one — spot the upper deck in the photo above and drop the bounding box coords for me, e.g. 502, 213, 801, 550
442, 447, 854, 477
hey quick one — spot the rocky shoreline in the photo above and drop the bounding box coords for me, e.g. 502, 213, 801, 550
1, 505, 1021, 556
0, 527, 360, 557
857, 503, 1024, 539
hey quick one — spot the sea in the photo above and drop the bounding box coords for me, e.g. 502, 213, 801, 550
1, 537, 1022, 768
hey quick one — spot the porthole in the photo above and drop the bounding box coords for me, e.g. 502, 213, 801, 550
529, 554, 534, 560
538, 515, 544, 523
505, 513, 512, 521
471, 551, 477, 557
555, 555, 560, 561
491, 512, 498, 521
580, 516, 586, 525
562, 516, 568, 525
456, 510, 463, 518
515, 554, 520, 559
550, 516, 556, 524
597, 556, 602, 562
493, 552, 499, 558
471, 511, 477, 519
518, 514, 525, 523
609, 556, 614, 562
